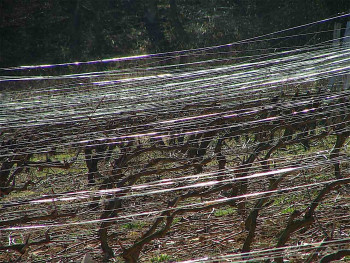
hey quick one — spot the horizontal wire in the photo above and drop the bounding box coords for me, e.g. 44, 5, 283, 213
179, 238, 350, 262
2, 174, 349, 231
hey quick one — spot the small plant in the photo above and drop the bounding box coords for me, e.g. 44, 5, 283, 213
150, 254, 171, 263
172, 217, 181, 225
281, 206, 295, 214
121, 221, 145, 230
214, 207, 235, 217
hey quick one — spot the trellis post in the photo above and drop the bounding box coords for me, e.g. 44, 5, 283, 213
343, 21, 350, 90
328, 22, 342, 91
328, 18, 350, 91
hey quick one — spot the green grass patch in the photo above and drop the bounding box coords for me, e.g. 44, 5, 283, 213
121, 221, 145, 230
150, 254, 171, 263
171, 217, 182, 225
281, 206, 295, 214
214, 206, 235, 217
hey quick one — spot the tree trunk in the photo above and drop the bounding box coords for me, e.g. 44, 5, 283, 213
169, 0, 187, 46
144, 0, 168, 51
0, 159, 14, 196
71, 0, 82, 58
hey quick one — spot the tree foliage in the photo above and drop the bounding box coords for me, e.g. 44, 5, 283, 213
1, 0, 349, 67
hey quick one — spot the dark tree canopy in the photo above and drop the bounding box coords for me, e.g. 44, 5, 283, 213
0, 0, 349, 67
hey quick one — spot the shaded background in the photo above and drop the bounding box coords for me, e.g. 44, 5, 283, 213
0, 0, 350, 67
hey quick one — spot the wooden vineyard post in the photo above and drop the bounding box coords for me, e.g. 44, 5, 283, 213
328, 18, 350, 91
328, 22, 342, 91
343, 21, 350, 90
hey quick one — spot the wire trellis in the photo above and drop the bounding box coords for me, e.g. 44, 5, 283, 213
0, 14, 350, 263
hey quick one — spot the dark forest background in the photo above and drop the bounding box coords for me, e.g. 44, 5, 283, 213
1, 0, 350, 68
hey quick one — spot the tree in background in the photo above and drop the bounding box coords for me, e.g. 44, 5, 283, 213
0, 0, 349, 67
